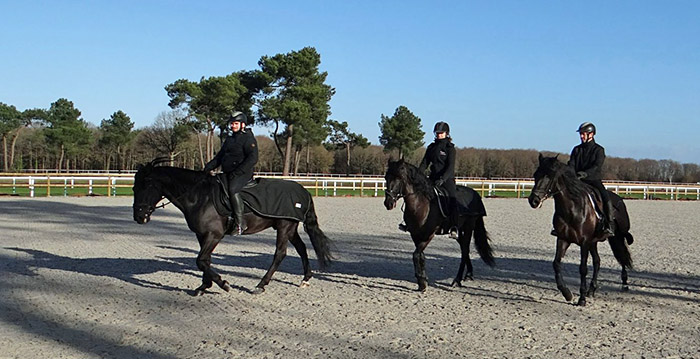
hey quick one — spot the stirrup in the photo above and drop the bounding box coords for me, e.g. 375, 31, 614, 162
449, 227, 459, 239
550, 228, 558, 236
233, 224, 246, 236
398, 223, 408, 232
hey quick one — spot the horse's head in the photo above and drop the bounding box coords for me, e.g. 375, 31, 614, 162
528, 154, 564, 209
132, 159, 168, 224
383, 159, 409, 210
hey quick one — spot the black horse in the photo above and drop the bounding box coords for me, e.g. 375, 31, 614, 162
132, 159, 333, 295
528, 154, 634, 306
383, 159, 495, 291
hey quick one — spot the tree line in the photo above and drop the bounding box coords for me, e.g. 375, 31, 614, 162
2, 46, 699, 183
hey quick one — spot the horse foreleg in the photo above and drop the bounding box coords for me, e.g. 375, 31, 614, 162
194, 234, 228, 296
587, 244, 600, 297
289, 230, 312, 287
412, 239, 431, 292
577, 244, 590, 306
253, 225, 290, 294
553, 239, 573, 302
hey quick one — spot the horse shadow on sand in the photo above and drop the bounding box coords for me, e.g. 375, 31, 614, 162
2, 215, 697, 304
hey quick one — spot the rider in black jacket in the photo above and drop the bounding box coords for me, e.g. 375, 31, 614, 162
204, 111, 258, 235
567, 122, 615, 236
419, 121, 459, 238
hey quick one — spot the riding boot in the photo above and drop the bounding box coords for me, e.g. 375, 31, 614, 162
231, 192, 246, 235
603, 200, 615, 236
448, 198, 459, 239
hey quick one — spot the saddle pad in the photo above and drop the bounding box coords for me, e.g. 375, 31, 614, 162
456, 185, 487, 216
435, 185, 487, 217
211, 177, 310, 222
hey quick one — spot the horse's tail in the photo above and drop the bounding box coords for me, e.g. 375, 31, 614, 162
302, 198, 333, 270
608, 232, 634, 270
473, 216, 496, 267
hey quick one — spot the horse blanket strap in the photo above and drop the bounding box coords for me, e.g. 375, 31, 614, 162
434, 185, 487, 217
211, 177, 311, 222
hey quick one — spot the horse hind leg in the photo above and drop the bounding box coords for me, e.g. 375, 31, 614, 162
452, 225, 474, 288
289, 229, 312, 287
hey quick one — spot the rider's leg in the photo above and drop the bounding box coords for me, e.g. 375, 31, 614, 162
443, 179, 459, 238
590, 180, 614, 235
227, 174, 250, 235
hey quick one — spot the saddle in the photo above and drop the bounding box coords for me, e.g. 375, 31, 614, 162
210, 175, 311, 223
434, 185, 487, 218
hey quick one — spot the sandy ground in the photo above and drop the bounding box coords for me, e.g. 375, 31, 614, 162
0, 195, 698, 359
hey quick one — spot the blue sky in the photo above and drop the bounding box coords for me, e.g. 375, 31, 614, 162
2, 1, 699, 163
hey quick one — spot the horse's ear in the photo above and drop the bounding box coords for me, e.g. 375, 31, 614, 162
555, 154, 559, 160
538, 153, 544, 162
135, 164, 143, 171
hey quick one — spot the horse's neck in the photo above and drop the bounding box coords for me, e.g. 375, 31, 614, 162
402, 184, 432, 221
157, 168, 204, 205
552, 176, 589, 221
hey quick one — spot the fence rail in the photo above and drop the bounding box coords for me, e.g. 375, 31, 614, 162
1, 174, 699, 200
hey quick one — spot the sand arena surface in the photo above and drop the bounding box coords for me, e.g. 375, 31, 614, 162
0, 196, 698, 358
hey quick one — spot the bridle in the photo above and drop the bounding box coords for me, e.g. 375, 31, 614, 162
531, 171, 563, 204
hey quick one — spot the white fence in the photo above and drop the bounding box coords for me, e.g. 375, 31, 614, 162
1, 174, 700, 200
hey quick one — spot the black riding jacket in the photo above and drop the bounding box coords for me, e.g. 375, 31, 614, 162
419, 138, 456, 182
568, 139, 605, 181
204, 129, 258, 177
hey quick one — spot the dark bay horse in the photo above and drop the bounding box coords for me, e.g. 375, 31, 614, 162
132, 159, 333, 295
528, 154, 634, 306
383, 159, 495, 291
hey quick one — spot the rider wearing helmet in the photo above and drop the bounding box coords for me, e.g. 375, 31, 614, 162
203, 111, 258, 235
419, 121, 459, 238
567, 122, 615, 236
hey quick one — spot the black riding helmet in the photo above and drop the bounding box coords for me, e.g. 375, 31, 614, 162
228, 111, 248, 125
433, 121, 450, 135
576, 122, 596, 134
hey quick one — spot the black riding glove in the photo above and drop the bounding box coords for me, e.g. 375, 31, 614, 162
576, 171, 588, 179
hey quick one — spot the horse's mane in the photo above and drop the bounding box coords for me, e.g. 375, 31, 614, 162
388, 159, 435, 199
136, 158, 208, 194
541, 156, 590, 201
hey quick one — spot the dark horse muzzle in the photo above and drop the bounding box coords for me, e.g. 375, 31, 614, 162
384, 189, 402, 210
528, 191, 544, 209
133, 203, 154, 224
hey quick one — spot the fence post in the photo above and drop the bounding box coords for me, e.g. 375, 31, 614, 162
29, 178, 35, 197
47, 175, 51, 197
89, 179, 93, 195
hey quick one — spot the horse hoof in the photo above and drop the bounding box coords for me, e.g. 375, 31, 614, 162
621, 285, 629, 292
221, 281, 231, 292
562, 289, 574, 302
451, 280, 462, 288
252, 287, 265, 295
299, 280, 310, 288
464, 274, 474, 281
193, 289, 205, 296
577, 297, 587, 306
